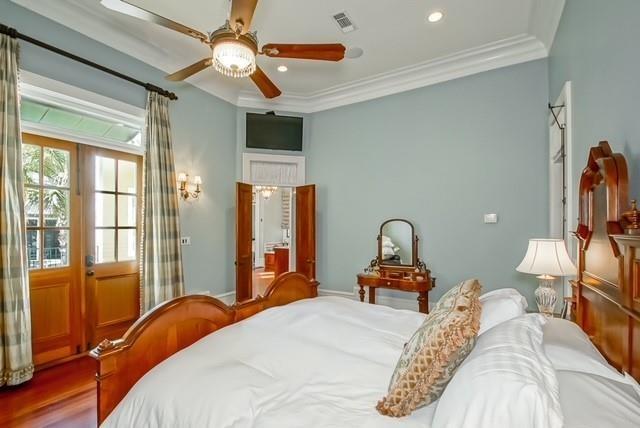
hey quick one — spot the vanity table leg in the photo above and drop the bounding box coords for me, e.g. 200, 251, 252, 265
369, 287, 376, 304
418, 292, 429, 314
359, 285, 365, 302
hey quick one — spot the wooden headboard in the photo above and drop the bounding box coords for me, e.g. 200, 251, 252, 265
573, 141, 640, 381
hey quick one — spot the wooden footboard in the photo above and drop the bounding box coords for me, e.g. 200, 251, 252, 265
90, 272, 318, 423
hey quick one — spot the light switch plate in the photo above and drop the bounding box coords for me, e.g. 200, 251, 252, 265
180, 236, 191, 246
484, 213, 498, 224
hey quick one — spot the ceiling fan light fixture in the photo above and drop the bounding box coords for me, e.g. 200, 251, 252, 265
212, 40, 256, 78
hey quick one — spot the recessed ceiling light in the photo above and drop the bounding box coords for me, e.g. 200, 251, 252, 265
345, 47, 364, 59
427, 11, 444, 23
277, 65, 288, 72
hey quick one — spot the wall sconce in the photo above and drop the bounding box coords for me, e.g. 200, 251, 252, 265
177, 172, 202, 201
255, 185, 278, 200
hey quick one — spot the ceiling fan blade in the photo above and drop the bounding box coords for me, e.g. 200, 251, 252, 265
166, 58, 212, 81
229, 0, 259, 34
250, 66, 281, 99
100, 0, 209, 43
261, 44, 346, 61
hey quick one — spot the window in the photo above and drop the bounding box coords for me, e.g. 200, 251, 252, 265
94, 156, 138, 263
23, 144, 71, 269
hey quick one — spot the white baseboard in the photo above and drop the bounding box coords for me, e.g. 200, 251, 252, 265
190, 290, 237, 306
214, 291, 237, 305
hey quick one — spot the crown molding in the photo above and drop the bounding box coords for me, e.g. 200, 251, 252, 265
12, 0, 563, 113
528, 0, 566, 51
237, 34, 547, 113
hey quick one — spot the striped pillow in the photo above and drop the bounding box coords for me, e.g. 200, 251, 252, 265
376, 279, 482, 417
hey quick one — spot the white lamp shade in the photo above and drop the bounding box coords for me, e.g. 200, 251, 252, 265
193, 175, 202, 185
516, 239, 577, 276
177, 172, 187, 182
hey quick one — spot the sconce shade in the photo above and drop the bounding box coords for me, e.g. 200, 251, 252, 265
177, 172, 187, 182
193, 175, 202, 185
516, 239, 576, 276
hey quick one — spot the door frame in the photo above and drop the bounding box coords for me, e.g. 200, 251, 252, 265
549, 81, 573, 298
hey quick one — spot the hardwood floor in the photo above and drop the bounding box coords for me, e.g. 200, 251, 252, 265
0, 356, 97, 427
252, 268, 275, 298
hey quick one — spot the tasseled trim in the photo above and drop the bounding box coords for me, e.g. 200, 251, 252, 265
1, 364, 34, 387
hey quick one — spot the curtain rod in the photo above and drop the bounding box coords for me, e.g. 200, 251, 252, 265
0, 22, 178, 101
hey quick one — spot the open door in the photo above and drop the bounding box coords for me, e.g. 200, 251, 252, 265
296, 184, 316, 281
236, 182, 253, 302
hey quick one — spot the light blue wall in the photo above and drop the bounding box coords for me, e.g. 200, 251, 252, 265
307, 59, 550, 305
3, 0, 558, 307
1, 1, 238, 296
549, 0, 640, 203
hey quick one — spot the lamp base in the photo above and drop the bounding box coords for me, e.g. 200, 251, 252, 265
535, 275, 557, 318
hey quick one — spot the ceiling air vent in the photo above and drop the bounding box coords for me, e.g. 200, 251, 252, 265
332, 12, 356, 33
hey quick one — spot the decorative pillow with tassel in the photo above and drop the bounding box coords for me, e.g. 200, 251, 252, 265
376, 279, 482, 417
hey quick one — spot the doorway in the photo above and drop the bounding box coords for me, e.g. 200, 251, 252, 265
22, 133, 142, 367
236, 183, 316, 302
252, 186, 293, 296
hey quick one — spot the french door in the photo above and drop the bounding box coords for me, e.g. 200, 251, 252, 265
82, 146, 142, 348
23, 134, 82, 366
22, 133, 142, 366
235, 183, 316, 302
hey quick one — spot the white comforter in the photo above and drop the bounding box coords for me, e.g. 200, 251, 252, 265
103, 296, 437, 428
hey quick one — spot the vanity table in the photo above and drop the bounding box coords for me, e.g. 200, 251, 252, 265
356, 219, 435, 313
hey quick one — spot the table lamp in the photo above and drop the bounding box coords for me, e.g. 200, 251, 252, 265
516, 239, 576, 317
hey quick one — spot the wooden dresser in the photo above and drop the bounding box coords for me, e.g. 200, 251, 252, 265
357, 271, 434, 313
357, 218, 435, 314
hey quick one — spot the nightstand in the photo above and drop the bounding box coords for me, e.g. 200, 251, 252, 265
526, 310, 564, 318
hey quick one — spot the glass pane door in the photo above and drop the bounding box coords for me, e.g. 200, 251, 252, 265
84, 146, 142, 347
22, 133, 82, 367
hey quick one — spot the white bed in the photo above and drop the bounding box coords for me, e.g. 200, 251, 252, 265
104, 297, 435, 427
103, 296, 640, 428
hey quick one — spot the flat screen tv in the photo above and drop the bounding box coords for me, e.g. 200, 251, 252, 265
246, 112, 303, 151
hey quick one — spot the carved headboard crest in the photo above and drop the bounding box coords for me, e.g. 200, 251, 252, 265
576, 141, 629, 256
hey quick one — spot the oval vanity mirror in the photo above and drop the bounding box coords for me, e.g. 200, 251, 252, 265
378, 219, 416, 268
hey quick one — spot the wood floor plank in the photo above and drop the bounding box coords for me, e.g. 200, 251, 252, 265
0, 357, 97, 427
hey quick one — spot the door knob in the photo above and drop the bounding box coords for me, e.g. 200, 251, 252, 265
86, 270, 95, 277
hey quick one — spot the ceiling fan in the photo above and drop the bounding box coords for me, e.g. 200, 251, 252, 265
100, 0, 347, 99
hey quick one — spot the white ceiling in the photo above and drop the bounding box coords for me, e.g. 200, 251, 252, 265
12, 0, 565, 112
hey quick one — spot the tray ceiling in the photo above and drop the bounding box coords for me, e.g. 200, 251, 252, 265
12, 0, 564, 112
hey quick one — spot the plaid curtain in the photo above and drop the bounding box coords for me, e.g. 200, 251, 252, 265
140, 92, 184, 312
0, 33, 33, 386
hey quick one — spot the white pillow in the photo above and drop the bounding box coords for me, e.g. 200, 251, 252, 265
478, 288, 528, 334
432, 314, 563, 428
557, 370, 640, 428
543, 318, 626, 382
